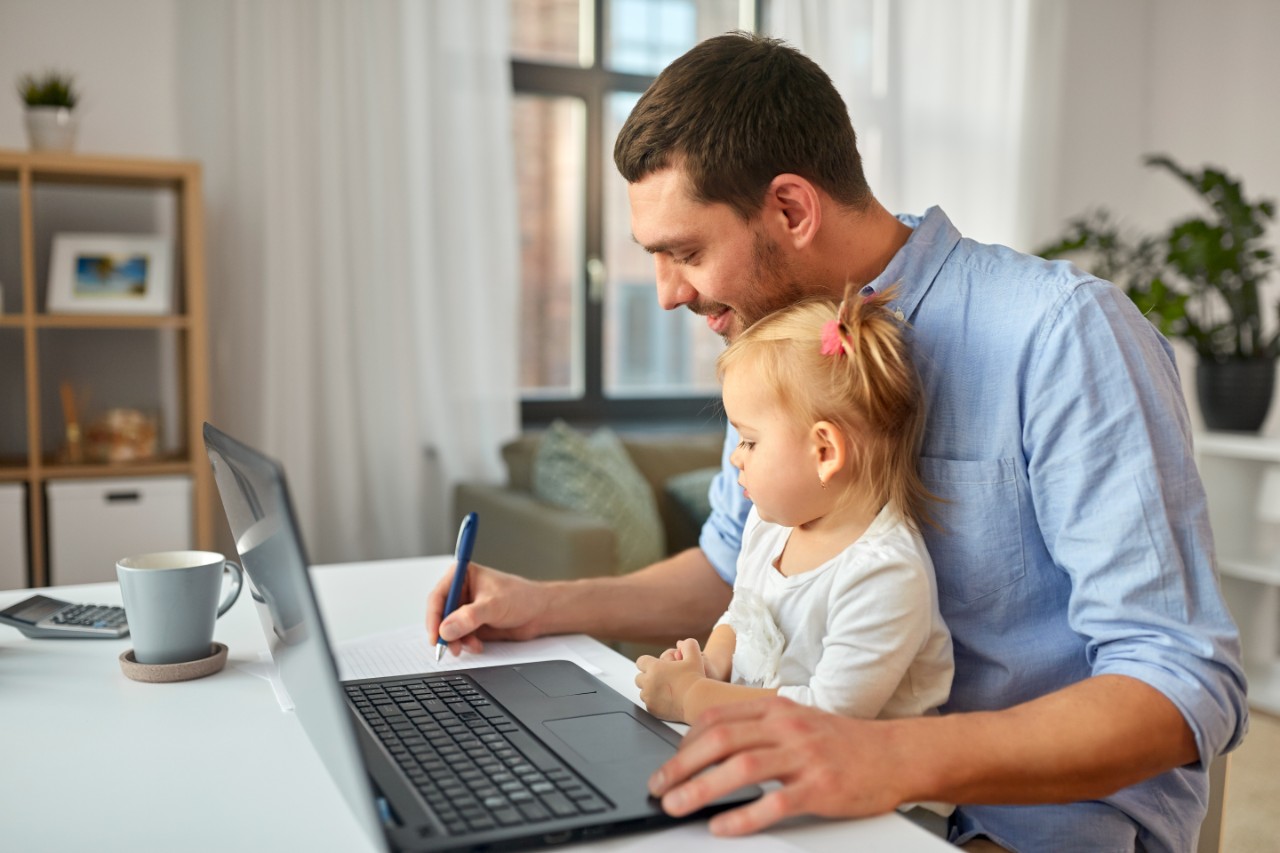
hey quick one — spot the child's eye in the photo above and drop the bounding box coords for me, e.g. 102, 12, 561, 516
737, 439, 755, 451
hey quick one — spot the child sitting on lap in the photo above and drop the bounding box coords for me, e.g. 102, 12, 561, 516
636, 284, 953, 726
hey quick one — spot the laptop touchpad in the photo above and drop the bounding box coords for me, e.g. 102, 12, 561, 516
545, 713, 674, 763
514, 662, 598, 697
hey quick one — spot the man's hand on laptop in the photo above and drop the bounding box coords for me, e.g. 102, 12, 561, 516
648, 697, 908, 836
426, 562, 549, 656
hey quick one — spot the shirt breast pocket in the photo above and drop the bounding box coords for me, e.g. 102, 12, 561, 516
920, 456, 1027, 603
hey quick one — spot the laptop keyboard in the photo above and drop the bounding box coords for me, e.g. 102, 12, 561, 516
346, 674, 612, 836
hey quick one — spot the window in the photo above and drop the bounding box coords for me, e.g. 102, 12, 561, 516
511, 0, 756, 426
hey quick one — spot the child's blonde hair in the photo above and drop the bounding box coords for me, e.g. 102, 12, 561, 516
717, 283, 936, 530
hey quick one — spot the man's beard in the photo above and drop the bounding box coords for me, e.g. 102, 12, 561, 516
695, 228, 822, 343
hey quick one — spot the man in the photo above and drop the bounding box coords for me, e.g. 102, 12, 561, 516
428, 33, 1247, 851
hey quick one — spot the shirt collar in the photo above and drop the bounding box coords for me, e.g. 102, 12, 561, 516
861, 206, 961, 322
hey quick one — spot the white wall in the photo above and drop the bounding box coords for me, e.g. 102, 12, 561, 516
1042, 0, 1280, 244
1040, 0, 1280, 432
0, 0, 182, 156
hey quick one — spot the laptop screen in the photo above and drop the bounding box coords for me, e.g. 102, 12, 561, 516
204, 422, 386, 847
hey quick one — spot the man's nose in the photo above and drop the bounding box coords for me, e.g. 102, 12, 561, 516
654, 255, 696, 311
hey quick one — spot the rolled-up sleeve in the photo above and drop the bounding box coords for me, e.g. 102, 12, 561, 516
699, 426, 753, 585
1024, 280, 1249, 767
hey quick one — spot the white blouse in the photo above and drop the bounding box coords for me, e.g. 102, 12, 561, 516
717, 505, 954, 720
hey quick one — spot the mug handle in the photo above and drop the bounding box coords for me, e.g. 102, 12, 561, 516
215, 560, 244, 618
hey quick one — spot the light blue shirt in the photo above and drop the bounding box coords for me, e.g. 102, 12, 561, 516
699, 207, 1248, 852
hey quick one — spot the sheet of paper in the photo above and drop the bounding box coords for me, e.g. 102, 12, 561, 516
333, 624, 604, 680
613, 825, 805, 853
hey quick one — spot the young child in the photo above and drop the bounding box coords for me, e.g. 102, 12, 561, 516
635, 285, 953, 726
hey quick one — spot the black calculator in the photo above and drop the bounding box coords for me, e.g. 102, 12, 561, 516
0, 594, 130, 639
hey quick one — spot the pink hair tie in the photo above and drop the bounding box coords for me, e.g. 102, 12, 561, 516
820, 319, 843, 356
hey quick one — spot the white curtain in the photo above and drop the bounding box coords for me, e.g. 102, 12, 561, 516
178, 0, 520, 560
764, 0, 1067, 250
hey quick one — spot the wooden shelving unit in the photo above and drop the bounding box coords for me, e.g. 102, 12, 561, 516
0, 149, 211, 587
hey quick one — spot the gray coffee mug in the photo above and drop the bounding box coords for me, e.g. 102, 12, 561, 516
116, 550, 243, 665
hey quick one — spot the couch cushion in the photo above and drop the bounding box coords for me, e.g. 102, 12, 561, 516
663, 466, 719, 532
621, 433, 724, 552
501, 434, 541, 492
532, 420, 666, 572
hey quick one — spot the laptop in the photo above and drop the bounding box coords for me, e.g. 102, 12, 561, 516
203, 422, 759, 852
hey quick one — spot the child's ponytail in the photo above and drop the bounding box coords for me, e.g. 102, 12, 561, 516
821, 283, 935, 529
825, 285, 916, 437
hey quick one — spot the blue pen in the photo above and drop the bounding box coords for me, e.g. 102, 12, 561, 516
436, 512, 478, 661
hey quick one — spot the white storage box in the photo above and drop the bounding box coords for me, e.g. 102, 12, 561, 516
47, 475, 192, 586
0, 483, 26, 589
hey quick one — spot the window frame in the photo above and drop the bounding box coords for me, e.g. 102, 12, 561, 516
514, 1, 759, 429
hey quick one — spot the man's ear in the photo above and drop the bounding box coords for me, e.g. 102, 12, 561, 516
764, 174, 821, 250
812, 420, 847, 486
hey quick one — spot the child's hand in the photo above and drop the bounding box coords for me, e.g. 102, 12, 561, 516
635, 638, 707, 723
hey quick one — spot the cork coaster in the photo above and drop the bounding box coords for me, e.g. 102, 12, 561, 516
119, 642, 229, 683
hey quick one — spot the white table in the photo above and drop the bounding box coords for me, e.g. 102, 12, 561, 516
0, 557, 951, 852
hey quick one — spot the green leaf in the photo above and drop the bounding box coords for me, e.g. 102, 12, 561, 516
15, 70, 78, 108
1039, 154, 1276, 360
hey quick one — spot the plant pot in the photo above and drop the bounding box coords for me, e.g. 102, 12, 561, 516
24, 106, 78, 152
1196, 359, 1276, 433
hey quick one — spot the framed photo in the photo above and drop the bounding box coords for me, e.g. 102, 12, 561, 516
47, 233, 173, 315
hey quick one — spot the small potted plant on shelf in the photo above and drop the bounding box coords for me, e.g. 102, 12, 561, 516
16, 69, 80, 152
1037, 154, 1278, 432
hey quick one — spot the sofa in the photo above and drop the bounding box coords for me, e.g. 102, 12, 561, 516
452, 426, 724, 585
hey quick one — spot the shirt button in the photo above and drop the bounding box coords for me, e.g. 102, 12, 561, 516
894, 309, 905, 321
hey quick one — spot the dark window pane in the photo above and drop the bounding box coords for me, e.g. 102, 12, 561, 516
511, 0, 755, 420
603, 92, 720, 397
513, 94, 586, 396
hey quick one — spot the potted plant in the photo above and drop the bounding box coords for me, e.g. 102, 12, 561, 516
1038, 154, 1278, 432
16, 70, 80, 152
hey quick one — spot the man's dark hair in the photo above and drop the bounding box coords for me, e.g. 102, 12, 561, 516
614, 31, 872, 220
